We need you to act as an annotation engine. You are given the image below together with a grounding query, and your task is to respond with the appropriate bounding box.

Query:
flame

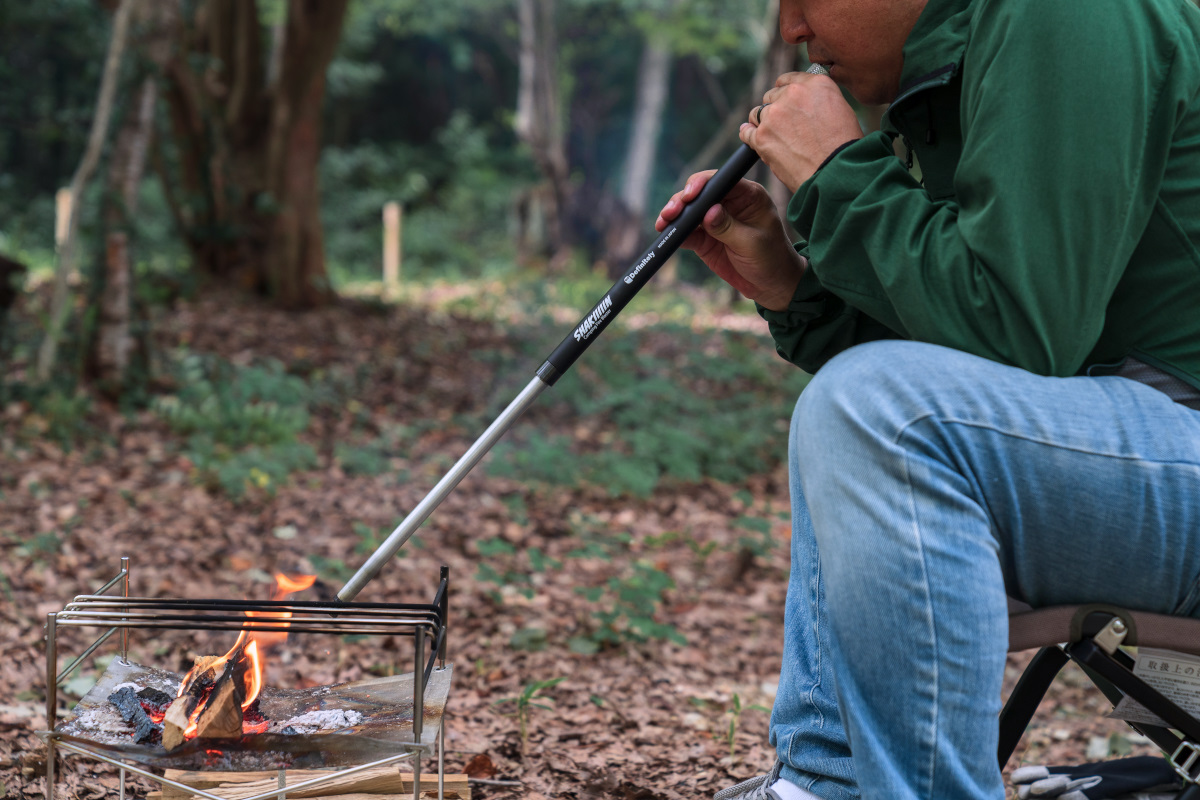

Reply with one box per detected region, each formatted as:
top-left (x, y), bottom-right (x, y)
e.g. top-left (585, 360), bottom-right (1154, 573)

top-left (175, 572), bottom-right (314, 738)
top-left (273, 573), bottom-right (316, 595)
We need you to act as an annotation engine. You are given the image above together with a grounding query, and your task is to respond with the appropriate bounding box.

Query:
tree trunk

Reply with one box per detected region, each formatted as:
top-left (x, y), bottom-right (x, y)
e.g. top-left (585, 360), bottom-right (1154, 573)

top-left (604, 34), bottom-right (674, 277)
top-left (36, 0), bottom-right (139, 382)
top-left (514, 0), bottom-right (571, 268)
top-left (94, 76), bottom-right (157, 391)
top-left (159, 0), bottom-right (348, 308)
top-left (261, 0), bottom-right (346, 306)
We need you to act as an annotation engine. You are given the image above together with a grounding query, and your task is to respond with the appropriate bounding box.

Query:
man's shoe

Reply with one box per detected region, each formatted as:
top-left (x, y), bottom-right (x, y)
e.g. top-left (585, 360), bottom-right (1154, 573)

top-left (714, 760), bottom-right (785, 800)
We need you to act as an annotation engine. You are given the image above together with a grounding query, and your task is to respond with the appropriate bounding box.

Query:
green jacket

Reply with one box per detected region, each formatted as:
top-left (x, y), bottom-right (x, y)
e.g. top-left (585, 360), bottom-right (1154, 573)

top-left (760, 0), bottom-right (1200, 388)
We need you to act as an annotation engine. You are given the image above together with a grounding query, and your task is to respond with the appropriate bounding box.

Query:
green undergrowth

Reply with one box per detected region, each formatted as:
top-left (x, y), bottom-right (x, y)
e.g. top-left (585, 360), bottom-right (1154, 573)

top-left (487, 324), bottom-right (810, 497)
top-left (480, 508), bottom-right (780, 651)
top-left (153, 354), bottom-right (319, 500)
top-left (5, 284), bottom-right (808, 509)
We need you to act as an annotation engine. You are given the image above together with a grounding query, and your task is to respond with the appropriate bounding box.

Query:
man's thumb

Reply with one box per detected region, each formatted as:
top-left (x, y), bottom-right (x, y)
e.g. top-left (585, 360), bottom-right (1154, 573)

top-left (704, 204), bottom-right (733, 237)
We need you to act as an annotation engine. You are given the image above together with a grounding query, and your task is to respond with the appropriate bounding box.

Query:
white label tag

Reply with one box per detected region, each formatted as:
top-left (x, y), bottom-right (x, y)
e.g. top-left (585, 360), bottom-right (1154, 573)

top-left (1109, 647), bottom-right (1200, 727)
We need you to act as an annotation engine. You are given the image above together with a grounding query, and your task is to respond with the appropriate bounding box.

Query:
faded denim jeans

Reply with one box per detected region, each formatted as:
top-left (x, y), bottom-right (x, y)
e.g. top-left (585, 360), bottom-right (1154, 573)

top-left (770, 340), bottom-right (1200, 800)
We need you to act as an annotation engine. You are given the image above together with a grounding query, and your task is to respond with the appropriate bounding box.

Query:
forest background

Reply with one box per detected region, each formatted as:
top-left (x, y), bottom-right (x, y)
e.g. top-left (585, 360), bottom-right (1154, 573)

top-left (0, 1), bottom-right (1175, 799)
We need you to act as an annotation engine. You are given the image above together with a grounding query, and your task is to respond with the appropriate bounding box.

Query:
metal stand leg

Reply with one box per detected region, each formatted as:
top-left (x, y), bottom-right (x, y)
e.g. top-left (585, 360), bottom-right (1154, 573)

top-left (120, 556), bottom-right (130, 660)
top-left (438, 715), bottom-right (445, 800)
top-left (413, 627), bottom-right (424, 800)
top-left (45, 613), bottom-right (58, 800)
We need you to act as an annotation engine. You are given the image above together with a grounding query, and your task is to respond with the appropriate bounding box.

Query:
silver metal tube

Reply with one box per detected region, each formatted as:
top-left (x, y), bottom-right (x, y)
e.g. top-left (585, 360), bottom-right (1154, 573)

top-left (413, 626), bottom-right (425, 800)
top-left (339, 375), bottom-right (550, 600)
top-left (52, 742), bottom-right (229, 800)
top-left (438, 716), bottom-right (446, 800)
top-left (56, 627), bottom-right (119, 684)
top-left (45, 614), bottom-right (57, 800)
top-left (120, 556), bottom-right (129, 659)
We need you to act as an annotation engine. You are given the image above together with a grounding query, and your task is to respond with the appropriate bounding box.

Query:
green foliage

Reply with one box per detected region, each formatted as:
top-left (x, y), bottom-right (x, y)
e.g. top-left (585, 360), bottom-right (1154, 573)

top-left (155, 355), bottom-right (311, 448)
top-left (335, 438), bottom-right (397, 477)
top-left (733, 514), bottom-right (775, 559)
top-left (725, 693), bottom-right (770, 759)
top-left (490, 326), bottom-right (810, 496)
top-left (321, 112), bottom-right (532, 284)
top-left (572, 561), bottom-right (684, 650)
top-left (186, 439), bottom-right (317, 501)
top-left (474, 537), bottom-right (561, 603)
top-left (308, 554), bottom-right (355, 584)
top-left (153, 354), bottom-right (316, 500)
top-left (493, 676), bottom-right (565, 750)
top-left (488, 434), bottom-right (580, 486)
top-left (351, 520), bottom-right (405, 555)
top-left (0, 1), bottom-right (108, 232)
top-left (10, 386), bottom-right (95, 448)
top-left (565, 511), bottom-right (631, 561)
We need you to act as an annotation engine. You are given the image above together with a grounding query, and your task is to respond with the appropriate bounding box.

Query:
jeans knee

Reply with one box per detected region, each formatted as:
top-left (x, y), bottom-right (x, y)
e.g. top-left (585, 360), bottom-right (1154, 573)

top-left (792, 342), bottom-right (902, 456)
top-left (789, 340), bottom-right (972, 476)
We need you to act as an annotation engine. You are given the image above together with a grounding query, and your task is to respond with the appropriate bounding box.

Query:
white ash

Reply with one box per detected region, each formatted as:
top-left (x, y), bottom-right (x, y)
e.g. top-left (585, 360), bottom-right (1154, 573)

top-left (69, 707), bottom-right (134, 738)
top-left (279, 709), bottom-right (362, 732)
top-left (111, 682), bottom-right (142, 693)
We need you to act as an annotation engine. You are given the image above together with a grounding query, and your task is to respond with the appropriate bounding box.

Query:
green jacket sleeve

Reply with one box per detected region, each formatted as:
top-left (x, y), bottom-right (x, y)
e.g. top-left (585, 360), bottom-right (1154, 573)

top-left (786, 0), bottom-right (1180, 377)
top-left (756, 262), bottom-right (901, 374)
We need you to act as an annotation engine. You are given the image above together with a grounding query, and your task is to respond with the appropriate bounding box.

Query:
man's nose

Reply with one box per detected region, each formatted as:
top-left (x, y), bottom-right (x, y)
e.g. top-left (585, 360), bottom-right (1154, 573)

top-left (778, 0), bottom-right (814, 45)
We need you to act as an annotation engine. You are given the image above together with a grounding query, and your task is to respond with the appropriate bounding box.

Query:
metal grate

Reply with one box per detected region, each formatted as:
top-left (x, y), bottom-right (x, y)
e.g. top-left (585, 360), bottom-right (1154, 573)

top-left (42, 558), bottom-right (452, 800)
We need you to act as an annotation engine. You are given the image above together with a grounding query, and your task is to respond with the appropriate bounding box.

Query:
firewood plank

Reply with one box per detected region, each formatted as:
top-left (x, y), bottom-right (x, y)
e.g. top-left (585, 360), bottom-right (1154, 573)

top-left (193, 669), bottom-right (243, 740)
top-left (161, 695), bottom-right (192, 751)
top-left (159, 768), bottom-right (469, 800)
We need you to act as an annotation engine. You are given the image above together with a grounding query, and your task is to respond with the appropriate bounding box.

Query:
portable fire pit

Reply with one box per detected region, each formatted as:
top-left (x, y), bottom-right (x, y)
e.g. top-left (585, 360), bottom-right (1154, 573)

top-left (41, 558), bottom-right (453, 800)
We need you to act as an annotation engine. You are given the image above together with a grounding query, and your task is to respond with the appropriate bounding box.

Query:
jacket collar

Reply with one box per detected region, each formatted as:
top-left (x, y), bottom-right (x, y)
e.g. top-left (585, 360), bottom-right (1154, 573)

top-left (895, 0), bottom-right (974, 97)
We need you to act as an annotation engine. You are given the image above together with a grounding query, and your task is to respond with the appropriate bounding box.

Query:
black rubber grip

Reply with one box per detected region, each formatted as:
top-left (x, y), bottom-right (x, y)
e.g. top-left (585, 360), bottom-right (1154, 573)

top-left (537, 143), bottom-right (761, 385)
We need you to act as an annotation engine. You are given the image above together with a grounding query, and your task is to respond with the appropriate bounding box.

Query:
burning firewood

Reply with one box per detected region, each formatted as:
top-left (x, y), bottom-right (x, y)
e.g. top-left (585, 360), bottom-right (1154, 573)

top-left (161, 695), bottom-right (191, 751)
top-left (193, 655), bottom-right (247, 739)
top-left (160, 573), bottom-right (317, 750)
top-left (163, 653), bottom-right (242, 750)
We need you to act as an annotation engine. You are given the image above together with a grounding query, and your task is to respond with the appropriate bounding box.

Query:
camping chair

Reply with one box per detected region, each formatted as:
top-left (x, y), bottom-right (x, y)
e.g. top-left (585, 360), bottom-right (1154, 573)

top-left (1000, 600), bottom-right (1200, 798)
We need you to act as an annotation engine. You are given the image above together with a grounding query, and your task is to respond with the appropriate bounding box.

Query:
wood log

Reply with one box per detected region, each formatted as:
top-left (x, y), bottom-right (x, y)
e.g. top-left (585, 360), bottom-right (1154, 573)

top-left (163, 655), bottom-right (231, 749)
top-left (161, 695), bottom-right (192, 751)
top-left (156, 768), bottom-right (470, 800)
top-left (192, 664), bottom-right (244, 739)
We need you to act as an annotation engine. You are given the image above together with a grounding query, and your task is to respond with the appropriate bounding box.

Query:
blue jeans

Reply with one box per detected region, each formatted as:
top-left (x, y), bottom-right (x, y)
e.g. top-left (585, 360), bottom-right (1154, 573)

top-left (771, 341), bottom-right (1200, 800)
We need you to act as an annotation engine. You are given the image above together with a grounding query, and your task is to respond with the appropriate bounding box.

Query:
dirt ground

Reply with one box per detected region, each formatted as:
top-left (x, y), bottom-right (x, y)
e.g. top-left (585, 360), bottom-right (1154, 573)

top-left (0, 291), bottom-right (1159, 799)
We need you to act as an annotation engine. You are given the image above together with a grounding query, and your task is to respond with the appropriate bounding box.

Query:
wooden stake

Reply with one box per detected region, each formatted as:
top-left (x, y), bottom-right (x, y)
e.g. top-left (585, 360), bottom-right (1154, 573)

top-left (383, 201), bottom-right (401, 292)
top-left (54, 189), bottom-right (72, 249)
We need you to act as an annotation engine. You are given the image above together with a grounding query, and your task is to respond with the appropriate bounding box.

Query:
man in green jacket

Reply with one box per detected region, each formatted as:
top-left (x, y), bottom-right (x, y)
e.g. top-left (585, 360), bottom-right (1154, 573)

top-left (657, 0), bottom-right (1200, 797)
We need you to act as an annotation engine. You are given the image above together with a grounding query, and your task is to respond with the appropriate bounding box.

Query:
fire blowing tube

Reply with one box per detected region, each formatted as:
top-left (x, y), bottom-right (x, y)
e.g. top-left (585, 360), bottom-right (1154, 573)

top-left (337, 143), bottom-right (761, 601)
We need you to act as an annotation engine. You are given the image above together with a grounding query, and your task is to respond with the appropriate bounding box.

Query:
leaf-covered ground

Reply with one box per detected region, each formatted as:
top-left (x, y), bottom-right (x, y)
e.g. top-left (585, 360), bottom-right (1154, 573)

top-left (0, 288), bottom-right (1157, 799)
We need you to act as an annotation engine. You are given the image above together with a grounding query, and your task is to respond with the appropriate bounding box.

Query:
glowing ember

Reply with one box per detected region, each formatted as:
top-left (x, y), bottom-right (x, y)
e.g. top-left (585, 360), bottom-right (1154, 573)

top-left (174, 572), bottom-right (315, 740)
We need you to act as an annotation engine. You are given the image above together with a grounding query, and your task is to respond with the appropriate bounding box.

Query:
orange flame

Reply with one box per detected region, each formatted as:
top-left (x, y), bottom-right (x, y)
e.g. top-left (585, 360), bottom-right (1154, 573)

top-left (176, 572), bottom-right (315, 738)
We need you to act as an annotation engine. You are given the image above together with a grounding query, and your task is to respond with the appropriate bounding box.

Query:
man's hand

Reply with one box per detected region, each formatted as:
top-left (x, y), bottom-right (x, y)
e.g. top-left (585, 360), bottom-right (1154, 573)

top-left (742, 71), bottom-right (864, 192)
top-left (655, 173), bottom-right (806, 311)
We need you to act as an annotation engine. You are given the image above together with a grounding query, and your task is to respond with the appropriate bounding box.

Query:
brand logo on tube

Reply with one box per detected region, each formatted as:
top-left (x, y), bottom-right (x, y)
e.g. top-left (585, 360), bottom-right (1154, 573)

top-left (624, 252), bottom-right (655, 285)
top-left (573, 295), bottom-right (614, 341)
